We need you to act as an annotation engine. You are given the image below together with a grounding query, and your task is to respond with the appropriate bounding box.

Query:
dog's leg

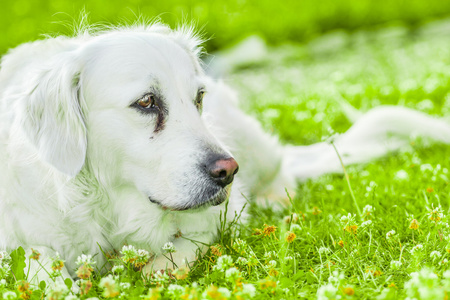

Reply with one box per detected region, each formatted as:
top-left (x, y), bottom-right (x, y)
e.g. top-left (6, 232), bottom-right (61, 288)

top-left (282, 106), bottom-right (450, 181)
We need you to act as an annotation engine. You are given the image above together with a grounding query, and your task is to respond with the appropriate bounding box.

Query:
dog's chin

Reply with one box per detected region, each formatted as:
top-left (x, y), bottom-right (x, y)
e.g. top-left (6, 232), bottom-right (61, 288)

top-left (148, 187), bottom-right (230, 212)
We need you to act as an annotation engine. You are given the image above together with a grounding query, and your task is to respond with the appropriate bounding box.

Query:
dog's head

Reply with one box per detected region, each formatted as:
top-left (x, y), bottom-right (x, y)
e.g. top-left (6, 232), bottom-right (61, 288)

top-left (19, 24), bottom-right (238, 210)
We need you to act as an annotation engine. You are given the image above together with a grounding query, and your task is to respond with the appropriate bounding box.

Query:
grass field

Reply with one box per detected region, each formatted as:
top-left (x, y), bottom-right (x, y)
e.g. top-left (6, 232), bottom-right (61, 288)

top-left (2, 6), bottom-right (450, 300)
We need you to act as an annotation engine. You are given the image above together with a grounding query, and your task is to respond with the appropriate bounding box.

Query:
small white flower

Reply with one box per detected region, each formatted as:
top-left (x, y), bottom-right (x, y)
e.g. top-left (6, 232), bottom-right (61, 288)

top-left (162, 242), bottom-right (176, 253)
top-left (317, 283), bottom-right (338, 300)
top-left (99, 275), bottom-right (116, 289)
top-left (64, 296), bottom-right (79, 300)
top-left (3, 291), bottom-right (17, 300)
top-left (430, 251), bottom-right (442, 260)
top-left (0, 279), bottom-right (6, 287)
top-left (47, 281), bottom-right (69, 300)
top-left (390, 260), bottom-right (402, 270)
top-left (167, 284), bottom-right (184, 297)
top-left (217, 287), bottom-right (231, 298)
top-left (111, 265), bottom-right (124, 274)
top-left (241, 283), bottom-right (256, 297)
top-left (225, 267), bottom-right (240, 281)
top-left (236, 257), bottom-right (248, 265)
top-left (361, 220), bottom-right (373, 228)
top-left (76, 254), bottom-right (96, 266)
top-left (268, 260), bottom-right (277, 268)
top-left (394, 170), bottom-right (409, 180)
top-left (386, 230), bottom-right (396, 240)
top-left (120, 282), bottom-right (131, 290)
top-left (362, 205), bottom-right (375, 215)
top-left (264, 251), bottom-right (276, 260)
top-left (410, 244), bottom-right (424, 255)
top-left (318, 247), bottom-right (331, 254)
top-left (213, 255), bottom-right (234, 271)
top-left (290, 224), bottom-right (302, 232)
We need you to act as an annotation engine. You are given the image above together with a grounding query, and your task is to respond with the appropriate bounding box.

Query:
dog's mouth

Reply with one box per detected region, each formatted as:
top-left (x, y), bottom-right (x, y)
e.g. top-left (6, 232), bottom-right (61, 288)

top-left (148, 187), bottom-right (230, 211)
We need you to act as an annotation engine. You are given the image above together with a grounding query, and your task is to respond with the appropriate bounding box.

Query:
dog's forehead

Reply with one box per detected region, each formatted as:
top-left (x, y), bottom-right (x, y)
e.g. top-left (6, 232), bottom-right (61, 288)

top-left (81, 32), bottom-right (201, 99)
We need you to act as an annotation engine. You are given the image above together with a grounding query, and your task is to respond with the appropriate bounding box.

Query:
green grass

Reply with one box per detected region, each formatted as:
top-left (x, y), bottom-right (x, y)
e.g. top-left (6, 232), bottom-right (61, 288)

top-left (3, 15), bottom-right (450, 300)
top-left (3, 0), bottom-right (450, 54)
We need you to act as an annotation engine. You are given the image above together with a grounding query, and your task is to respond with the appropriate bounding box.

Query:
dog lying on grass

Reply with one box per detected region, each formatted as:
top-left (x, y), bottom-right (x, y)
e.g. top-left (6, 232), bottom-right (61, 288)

top-left (1, 21), bottom-right (450, 285)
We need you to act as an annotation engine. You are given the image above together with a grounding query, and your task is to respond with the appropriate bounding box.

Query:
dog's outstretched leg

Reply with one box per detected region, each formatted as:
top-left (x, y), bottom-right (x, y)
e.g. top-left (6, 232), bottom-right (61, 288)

top-left (283, 106), bottom-right (450, 182)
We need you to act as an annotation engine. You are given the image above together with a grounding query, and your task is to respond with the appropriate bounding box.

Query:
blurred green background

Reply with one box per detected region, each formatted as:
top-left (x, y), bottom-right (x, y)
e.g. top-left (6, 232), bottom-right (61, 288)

top-left (2, 0), bottom-right (450, 54)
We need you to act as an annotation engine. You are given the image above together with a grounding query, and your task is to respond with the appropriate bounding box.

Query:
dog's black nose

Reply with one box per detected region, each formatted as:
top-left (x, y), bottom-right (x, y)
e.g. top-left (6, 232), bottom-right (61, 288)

top-left (207, 157), bottom-right (239, 187)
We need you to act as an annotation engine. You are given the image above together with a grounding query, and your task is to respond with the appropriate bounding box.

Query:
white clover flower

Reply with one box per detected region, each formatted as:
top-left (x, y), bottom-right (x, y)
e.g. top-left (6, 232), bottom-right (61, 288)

top-left (394, 170), bottom-right (409, 180)
top-left (152, 270), bottom-right (170, 285)
top-left (318, 247), bottom-right (331, 254)
top-left (340, 214), bottom-right (349, 223)
top-left (386, 230), bottom-right (396, 240)
top-left (428, 204), bottom-right (445, 222)
top-left (134, 249), bottom-right (150, 267)
top-left (410, 244), bottom-right (424, 255)
top-left (404, 268), bottom-right (443, 299)
top-left (99, 275), bottom-right (120, 298)
top-left (162, 242), bottom-right (176, 253)
top-left (430, 251), bottom-right (442, 260)
top-left (420, 164), bottom-right (433, 172)
top-left (328, 271), bottom-right (345, 286)
top-left (167, 284), bottom-right (184, 298)
top-left (99, 275), bottom-right (116, 288)
top-left (290, 224), bottom-right (302, 232)
top-left (120, 282), bottom-right (131, 290)
top-left (120, 245), bottom-right (138, 263)
top-left (0, 279), bottom-right (6, 287)
top-left (76, 254), bottom-right (96, 266)
top-left (217, 287), bottom-right (231, 298)
top-left (361, 220), bottom-right (373, 228)
top-left (214, 255), bottom-right (233, 271)
top-left (111, 265), bottom-right (124, 274)
top-left (225, 267), bottom-right (240, 281)
top-left (0, 251), bottom-right (10, 262)
top-left (241, 283), bottom-right (256, 298)
top-left (291, 213), bottom-right (299, 223)
top-left (362, 205), bottom-right (375, 215)
top-left (236, 257), bottom-right (248, 265)
top-left (47, 281), bottom-right (69, 300)
top-left (0, 263), bottom-right (10, 278)
top-left (2, 291), bottom-right (17, 300)
top-left (263, 251), bottom-right (276, 260)
top-left (268, 260), bottom-right (277, 268)
top-left (390, 260), bottom-right (402, 270)
top-left (317, 283), bottom-right (338, 300)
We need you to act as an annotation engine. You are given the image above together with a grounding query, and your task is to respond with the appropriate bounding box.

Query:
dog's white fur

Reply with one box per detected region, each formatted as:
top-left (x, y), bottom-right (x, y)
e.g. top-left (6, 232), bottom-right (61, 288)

top-left (2, 22), bottom-right (450, 284)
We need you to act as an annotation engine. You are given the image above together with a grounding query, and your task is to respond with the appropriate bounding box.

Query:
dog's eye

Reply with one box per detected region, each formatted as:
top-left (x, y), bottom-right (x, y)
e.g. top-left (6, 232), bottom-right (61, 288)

top-left (196, 90), bottom-right (206, 110)
top-left (136, 94), bottom-right (157, 109)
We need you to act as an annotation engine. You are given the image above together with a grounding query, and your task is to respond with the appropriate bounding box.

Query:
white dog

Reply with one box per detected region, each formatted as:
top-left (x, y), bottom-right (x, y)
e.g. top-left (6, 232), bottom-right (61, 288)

top-left (1, 22), bottom-right (450, 284)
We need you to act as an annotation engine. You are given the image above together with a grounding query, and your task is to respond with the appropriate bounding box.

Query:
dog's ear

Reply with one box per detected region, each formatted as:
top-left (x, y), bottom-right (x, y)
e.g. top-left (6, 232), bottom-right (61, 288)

top-left (20, 52), bottom-right (86, 177)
